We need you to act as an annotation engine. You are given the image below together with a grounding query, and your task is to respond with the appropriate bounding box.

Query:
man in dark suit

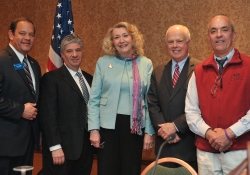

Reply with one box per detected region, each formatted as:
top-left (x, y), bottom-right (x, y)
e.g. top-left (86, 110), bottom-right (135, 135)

top-left (0, 17), bottom-right (41, 175)
top-left (147, 25), bottom-right (200, 171)
top-left (39, 34), bottom-right (93, 174)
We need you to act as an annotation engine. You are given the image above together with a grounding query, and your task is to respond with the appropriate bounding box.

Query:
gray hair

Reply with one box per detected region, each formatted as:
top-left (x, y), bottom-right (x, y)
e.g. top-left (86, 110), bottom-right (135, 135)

top-left (166, 25), bottom-right (191, 41)
top-left (60, 34), bottom-right (83, 52)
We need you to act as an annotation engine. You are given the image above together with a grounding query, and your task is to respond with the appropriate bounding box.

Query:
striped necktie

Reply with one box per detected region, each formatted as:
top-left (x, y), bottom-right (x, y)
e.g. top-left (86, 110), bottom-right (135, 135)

top-left (76, 72), bottom-right (89, 129)
top-left (23, 57), bottom-right (36, 97)
top-left (172, 63), bottom-right (180, 88)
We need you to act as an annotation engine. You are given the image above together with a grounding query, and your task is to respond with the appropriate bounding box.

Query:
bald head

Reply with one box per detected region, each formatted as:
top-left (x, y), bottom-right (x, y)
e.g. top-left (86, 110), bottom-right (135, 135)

top-left (166, 25), bottom-right (190, 41)
top-left (165, 25), bottom-right (191, 62)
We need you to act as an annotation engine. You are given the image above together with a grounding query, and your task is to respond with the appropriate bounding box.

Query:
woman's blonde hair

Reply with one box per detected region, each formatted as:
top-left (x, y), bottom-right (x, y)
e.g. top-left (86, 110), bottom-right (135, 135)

top-left (102, 22), bottom-right (144, 56)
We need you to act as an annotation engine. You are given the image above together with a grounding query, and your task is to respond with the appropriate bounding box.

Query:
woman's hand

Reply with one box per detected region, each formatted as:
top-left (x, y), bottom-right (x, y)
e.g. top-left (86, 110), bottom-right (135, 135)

top-left (143, 134), bottom-right (154, 151)
top-left (90, 130), bottom-right (101, 148)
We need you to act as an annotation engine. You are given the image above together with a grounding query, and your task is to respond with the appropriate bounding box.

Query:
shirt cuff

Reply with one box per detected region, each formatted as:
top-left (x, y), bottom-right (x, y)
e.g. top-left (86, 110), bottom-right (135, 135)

top-left (49, 144), bottom-right (62, 151)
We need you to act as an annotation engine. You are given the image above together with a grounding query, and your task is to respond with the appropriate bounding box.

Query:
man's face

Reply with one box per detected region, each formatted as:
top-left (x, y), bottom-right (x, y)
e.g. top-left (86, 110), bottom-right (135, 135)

top-left (8, 21), bottom-right (35, 55)
top-left (61, 43), bottom-right (82, 72)
top-left (166, 26), bottom-right (190, 62)
top-left (208, 15), bottom-right (236, 58)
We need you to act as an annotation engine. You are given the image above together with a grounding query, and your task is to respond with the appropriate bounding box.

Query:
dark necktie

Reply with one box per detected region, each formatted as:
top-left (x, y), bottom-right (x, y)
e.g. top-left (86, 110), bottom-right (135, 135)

top-left (76, 72), bottom-right (89, 129)
top-left (172, 63), bottom-right (180, 88)
top-left (216, 58), bottom-right (227, 75)
top-left (23, 57), bottom-right (36, 97)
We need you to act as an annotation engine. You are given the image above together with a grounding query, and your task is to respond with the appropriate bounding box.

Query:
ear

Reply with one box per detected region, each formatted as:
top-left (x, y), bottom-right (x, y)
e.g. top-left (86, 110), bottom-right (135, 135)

top-left (232, 31), bottom-right (236, 41)
top-left (187, 38), bottom-right (192, 47)
top-left (60, 52), bottom-right (65, 61)
top-left (8, 30), bottom-right (14, 41)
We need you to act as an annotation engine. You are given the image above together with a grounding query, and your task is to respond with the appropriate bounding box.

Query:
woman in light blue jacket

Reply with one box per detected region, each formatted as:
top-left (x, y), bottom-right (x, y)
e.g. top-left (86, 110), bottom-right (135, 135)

top-left (88, 22), bottom-right (154, 175)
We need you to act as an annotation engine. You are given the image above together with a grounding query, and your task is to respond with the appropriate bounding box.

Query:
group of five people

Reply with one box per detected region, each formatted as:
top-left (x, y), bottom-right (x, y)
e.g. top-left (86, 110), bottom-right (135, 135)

top-left (0, 14), bottom-right (249, 175)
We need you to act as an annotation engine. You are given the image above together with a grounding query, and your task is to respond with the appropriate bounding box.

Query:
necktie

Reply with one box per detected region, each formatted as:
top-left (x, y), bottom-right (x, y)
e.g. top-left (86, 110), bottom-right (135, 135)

top-left (172, 63), bottom-right (180, 88)
top-left (216, 58), bottom-right (227, 75)
top-left (76, 72), bottom-right (89, 129)
top-left (23, 57), bottom-right (36, 97)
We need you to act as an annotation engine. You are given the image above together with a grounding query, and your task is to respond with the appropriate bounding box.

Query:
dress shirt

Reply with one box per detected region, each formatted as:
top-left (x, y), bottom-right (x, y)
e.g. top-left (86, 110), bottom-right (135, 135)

top-left (9, 44), bottom-right (36, 91)
top-left (185, 48), bottom-right (250, 138)
top-left (49, 64), bottom-right (90, 151)
top-left (171, 55), bottom-right (188, 78)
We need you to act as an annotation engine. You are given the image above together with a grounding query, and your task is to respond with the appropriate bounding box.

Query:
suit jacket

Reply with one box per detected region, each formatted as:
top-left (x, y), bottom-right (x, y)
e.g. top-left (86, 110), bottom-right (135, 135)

top-left (39, 65), bottom-right (93, 160)
top-left (0, 45), bottom-right (41, 156)
top-left (147, 57), bottom-right (200, 161)
top-left (88, 55), bottom-right (154, 135)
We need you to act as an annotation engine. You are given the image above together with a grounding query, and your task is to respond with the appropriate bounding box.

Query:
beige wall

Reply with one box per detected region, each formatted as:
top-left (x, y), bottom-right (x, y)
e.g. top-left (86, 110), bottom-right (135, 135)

top-left (1, 0), bottom-right (250, 75)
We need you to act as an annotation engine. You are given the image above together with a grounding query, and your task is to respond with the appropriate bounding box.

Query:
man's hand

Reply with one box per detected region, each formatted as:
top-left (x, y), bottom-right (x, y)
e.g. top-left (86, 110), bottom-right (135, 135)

top-left (22, 103), bottom-right (37, 120)
top-left (158, 122), bottom-right (176, 140)
top-left (52, 148), bottom-right (65, 165)
top-left (167, 133), bottom-right (181, 144)
top-left (208, 128), bottom-right (233, 152)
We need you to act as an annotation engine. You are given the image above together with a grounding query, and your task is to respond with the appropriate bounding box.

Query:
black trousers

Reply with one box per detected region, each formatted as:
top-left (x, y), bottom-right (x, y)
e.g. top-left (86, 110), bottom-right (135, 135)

top-left (0, 135), bottom-right (34, 175)
top-left (97, 114), bottom-right (144, 175)
top-left (42, 130), bottom-right (94, 175)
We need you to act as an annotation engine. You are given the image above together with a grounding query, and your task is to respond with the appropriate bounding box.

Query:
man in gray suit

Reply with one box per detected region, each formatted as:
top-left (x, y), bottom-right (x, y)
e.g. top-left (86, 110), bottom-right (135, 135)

top-left (0, 17), bottom-right (41, 175)
top-left (147, 25), bottom-right (199, 171)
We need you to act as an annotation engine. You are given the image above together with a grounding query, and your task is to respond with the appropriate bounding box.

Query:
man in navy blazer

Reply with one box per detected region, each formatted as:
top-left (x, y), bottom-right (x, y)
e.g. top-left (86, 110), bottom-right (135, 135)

top-left (147, 25), bottom-right (200, 171)
top-left (0, 17), bottom-right (41, 175)
top-left (39, 34), bottom-right (93, 174)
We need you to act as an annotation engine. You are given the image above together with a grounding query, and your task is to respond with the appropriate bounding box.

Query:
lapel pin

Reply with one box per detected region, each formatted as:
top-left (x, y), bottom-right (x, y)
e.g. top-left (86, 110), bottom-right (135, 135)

top-left (109, 64), bottom-right (112, 68)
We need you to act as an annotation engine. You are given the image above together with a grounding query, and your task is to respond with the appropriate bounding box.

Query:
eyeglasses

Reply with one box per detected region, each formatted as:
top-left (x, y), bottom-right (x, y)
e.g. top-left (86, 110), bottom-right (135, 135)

top-left (99, 142), bottom-right (105, 149)
top-left (211, 76), bottom-right (221, 97)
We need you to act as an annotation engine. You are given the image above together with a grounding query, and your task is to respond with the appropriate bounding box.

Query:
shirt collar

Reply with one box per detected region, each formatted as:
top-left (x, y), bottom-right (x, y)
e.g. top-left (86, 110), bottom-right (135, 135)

top-left (9, 43), bottom-right (27, 62)
top-left (64, 63), bottom-right (81, 77)
top-left (171, 54), bottom-right (189, 70)
top-left (214, 48), bottom-right (235, 64)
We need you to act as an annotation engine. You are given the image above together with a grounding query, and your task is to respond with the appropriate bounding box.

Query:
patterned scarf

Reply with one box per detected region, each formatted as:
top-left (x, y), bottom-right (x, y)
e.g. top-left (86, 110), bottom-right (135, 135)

top-left (116, 54), bottom-right (143, 135)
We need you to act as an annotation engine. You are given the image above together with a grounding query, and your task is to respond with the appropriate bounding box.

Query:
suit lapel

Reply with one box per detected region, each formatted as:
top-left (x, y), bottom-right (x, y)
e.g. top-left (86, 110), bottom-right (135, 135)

top-left (169, 57), bottom-right (194, 101)
top-left (82, 71), bottom-right (92, 86)
top-left (60, 65), bottom-right (84, 101)
top-left (164, 61), bottom-right (173, 96)
top-left (6, 46), bottom-right (36, 99)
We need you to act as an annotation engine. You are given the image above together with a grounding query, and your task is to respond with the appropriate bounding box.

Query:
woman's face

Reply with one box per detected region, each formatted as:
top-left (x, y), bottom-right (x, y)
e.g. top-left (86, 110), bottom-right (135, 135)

top-left (112, 27), bottom-right (134, 57)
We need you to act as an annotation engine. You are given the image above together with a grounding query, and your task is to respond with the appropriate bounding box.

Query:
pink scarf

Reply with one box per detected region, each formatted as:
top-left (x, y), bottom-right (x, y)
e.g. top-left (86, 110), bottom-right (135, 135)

top-left (116, 54), bottom-right (143, 135)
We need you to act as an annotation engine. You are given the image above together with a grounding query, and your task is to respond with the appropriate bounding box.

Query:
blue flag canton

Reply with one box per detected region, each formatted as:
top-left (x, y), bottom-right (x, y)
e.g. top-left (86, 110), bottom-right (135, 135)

top-left (51, 0), bottom-right (74, 56)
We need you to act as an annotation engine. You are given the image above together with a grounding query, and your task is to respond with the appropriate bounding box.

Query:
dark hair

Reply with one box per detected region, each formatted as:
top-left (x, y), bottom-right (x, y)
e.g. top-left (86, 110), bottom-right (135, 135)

top-left (9, 17), bottom-right (36, 34)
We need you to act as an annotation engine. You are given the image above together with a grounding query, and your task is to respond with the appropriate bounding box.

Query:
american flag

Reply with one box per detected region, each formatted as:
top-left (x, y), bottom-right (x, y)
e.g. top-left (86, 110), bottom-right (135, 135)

top-left (46, 0), bottom-right (74, 71)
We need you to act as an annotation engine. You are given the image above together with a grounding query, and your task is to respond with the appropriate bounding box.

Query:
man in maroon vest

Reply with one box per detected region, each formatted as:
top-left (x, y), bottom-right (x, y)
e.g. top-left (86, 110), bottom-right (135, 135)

top-left (185, 14), bottom-right (250, 175)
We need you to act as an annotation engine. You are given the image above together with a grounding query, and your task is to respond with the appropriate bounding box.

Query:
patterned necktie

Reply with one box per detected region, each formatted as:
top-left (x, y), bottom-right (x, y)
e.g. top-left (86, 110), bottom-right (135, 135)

top-left (76, 72), bottom-right (89, 129)
top-left (216, 58), bottom-right (227, 75)
top-left (172, 63), bottom-right (180, 88)
top-left (23, 57), bottom-right (36, 97)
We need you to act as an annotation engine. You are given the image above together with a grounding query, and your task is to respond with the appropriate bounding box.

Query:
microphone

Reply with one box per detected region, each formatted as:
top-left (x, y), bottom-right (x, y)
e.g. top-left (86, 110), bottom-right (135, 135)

top-left (150, 133), bottom-right (176, 175)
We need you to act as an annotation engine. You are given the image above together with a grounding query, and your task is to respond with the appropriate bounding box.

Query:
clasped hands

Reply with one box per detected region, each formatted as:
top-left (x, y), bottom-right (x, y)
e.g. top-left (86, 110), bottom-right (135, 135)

top-left (206, 128), bottom-right (234, 152)
top-left (158, 123), bottom-right (181, 144)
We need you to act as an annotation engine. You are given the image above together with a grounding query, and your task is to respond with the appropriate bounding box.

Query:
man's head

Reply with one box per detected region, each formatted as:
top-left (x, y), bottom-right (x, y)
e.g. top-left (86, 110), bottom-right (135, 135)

top-left (208, 14), bottom-right (236, 58)
top-left (60, 34), bottom-right (83, 72)
top-left (8, 17), bottom-right (36, 55)
top-left (165, 25), bottom-right (191, 62)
